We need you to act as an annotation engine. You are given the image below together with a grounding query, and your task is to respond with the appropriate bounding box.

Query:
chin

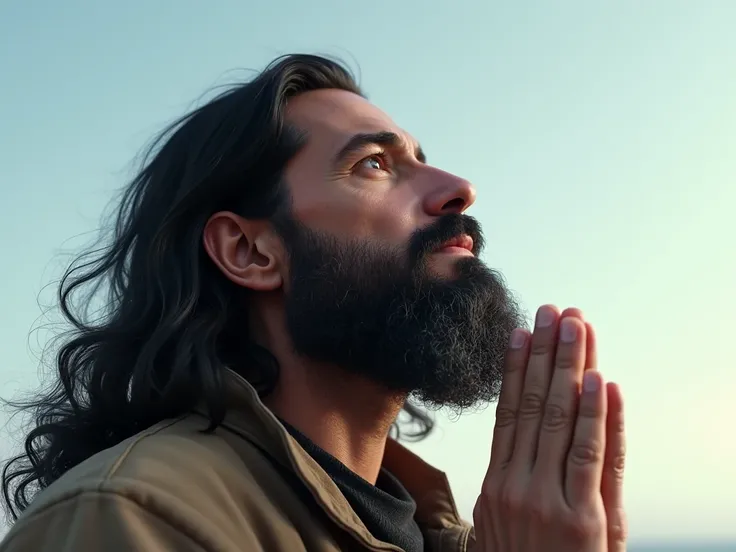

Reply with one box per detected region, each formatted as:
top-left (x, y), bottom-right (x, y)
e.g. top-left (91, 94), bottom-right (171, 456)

top-left (425, 257), bottom-right (465, 279)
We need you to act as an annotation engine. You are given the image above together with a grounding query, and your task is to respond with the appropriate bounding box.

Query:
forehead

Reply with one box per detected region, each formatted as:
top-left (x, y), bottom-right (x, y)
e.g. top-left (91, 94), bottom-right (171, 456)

top-left (285, 89), bottom-right (415, 152)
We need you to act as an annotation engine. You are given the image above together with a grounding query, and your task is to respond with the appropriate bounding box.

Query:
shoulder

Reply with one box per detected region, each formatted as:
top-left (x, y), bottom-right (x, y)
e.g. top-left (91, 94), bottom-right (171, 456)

top-left (3, 415), bottom-right (304, 551)
top-left (22, 415), bottom-right (246, 515)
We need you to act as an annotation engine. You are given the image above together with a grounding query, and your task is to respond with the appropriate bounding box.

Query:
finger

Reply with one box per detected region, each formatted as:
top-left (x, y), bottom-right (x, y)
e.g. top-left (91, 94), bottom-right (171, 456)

top-left (557, 307), bottom-right (588, 368)
top-left (487, 327), bottom-right (531, 472)
top-left (508, 305), bottom-right (560, 470)
top-left (560, 307), bottom-right (584, 322)
top-left (602, 382), bottom-right (627, 551)
top-left (584, 322), bottom-right (597, 372)
top-left (534, 317), bottom-right (587, 480)
top-left (564, 370), bottom-right (607, 507)
top-left (562, 310), bottom-right (592, 376)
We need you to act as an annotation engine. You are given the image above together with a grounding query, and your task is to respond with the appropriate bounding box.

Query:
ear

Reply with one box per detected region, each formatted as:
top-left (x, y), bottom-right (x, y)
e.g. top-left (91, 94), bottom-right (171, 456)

top-left (203, 211), bottom-right (283, 291)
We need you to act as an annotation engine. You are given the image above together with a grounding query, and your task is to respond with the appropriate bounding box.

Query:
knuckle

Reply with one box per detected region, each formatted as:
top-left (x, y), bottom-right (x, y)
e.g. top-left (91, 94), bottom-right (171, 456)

top-left (494, 406), bottom-right (517, 428)
top-left (553, 354), bottom-right (577, 371)
top-left (525, 490), bottom-right (563, 526)
top-left (480, 476), bottom-right (503, 503)
top-left (609, 452), bottom-right (626, 478)
top-left (528, 501), bottom-right (556, 526)
top-left (608, 509), bottom-right (629, 543)
top-left (530, 340), bottom-right (554, 357)
top-left (569, 440), bottom-right (603, 466)
top-left (496, 458), bottom-right (512, 471)
top-left (504, 355), bottom-right (524, 372)
top-left (562, 514), bottom-right (604, 543)
top-left (499, 486), bottom-right (526, 515)
top-left (519, 391), bottom-right (545, 419)
top-left (610, 415), bottom-right (626, 435)
top-left (577, 400), bottom-right (603, 420)
top-left (542, 402), bottom-right (572, 432)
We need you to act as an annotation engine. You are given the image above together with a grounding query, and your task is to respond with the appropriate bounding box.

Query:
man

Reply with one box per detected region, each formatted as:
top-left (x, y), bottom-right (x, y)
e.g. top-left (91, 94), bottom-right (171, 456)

top-left (0, 54), bottom-right (626, 551)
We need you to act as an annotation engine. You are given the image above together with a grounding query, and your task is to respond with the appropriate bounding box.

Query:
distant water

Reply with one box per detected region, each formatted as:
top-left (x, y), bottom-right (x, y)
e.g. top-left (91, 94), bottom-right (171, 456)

top-left (630, 544), bottom-right (736, 552)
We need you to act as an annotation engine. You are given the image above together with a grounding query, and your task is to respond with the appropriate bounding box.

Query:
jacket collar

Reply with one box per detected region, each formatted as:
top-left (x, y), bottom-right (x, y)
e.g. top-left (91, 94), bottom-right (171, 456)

top-left (215, 368), bottom-right (472, 551)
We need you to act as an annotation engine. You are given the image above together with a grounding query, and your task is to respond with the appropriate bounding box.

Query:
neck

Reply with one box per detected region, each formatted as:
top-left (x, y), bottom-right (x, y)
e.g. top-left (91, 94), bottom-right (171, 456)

top-left (250, 295), bottom-right (405, 484)
top-left (264, 361), bottom-right (404, 484)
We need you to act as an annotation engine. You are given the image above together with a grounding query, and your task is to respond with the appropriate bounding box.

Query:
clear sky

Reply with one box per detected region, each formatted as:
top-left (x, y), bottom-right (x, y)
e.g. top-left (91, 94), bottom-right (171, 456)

top-left (1, 0), bottom-right (734, 544)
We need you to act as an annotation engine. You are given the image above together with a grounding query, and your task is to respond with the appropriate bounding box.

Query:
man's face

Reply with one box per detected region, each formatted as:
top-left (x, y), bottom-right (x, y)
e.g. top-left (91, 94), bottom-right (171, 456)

top-left (275, 89), bottom-right (523, 410)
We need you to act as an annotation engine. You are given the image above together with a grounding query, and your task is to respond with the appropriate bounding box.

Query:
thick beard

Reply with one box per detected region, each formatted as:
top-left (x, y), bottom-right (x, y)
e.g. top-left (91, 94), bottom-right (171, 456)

top-left (275, 213), bottom-right (524, 411)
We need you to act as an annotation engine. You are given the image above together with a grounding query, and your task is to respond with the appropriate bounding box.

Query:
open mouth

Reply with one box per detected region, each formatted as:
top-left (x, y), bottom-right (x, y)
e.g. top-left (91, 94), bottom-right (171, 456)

top-left (433, 234), bottom-right (474, 256)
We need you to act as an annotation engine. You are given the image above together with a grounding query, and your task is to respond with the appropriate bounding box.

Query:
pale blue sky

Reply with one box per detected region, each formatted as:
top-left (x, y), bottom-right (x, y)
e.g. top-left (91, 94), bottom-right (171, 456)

top-left (1, 1), bottom-right (734, 544)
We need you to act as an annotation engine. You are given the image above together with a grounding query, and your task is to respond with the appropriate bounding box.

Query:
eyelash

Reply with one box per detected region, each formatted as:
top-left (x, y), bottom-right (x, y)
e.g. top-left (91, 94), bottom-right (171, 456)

top-left (355, 150), bottom-right (390, 172)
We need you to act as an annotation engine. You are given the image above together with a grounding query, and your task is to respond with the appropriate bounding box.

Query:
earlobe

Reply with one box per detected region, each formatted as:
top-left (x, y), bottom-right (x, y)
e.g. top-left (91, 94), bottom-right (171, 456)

top-left (203, 212), bottom-right (283, 291)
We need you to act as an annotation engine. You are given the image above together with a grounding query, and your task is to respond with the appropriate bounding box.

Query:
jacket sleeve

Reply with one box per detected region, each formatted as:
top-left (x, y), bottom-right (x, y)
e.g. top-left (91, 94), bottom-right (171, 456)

top-left (0, 489), bottom-right (263, 552)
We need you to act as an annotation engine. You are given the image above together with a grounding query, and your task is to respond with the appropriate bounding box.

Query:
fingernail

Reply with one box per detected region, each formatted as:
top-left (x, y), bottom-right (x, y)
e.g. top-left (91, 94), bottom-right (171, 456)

top-left (536, 306), bottom-right (555, 328)
top-left (509, 329), bottom-right (527, 349)
top-left (560, 318), bottom-right (577, 343)
top-left (583, 371), bottom-right (600, 393)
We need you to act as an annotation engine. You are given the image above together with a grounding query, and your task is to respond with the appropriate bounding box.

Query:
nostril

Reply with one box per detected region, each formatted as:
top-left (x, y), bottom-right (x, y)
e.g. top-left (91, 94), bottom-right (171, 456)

top-left (441, 197), bottom-right (466, 213)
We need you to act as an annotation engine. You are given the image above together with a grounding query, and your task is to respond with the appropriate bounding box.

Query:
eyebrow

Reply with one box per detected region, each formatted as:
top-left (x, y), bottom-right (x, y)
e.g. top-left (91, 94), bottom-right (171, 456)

top-left (332, 131), bottom-right (427, 166)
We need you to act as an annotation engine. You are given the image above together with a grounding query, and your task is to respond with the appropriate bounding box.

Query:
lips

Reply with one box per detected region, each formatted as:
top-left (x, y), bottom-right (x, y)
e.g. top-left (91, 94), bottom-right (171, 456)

top-left (434, 234), bottom-right (474, 254)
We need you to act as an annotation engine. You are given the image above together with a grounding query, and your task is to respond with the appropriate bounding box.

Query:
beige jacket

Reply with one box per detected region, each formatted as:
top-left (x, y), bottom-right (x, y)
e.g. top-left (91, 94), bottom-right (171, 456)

top-left (0, 370), bottom-right (474, 551)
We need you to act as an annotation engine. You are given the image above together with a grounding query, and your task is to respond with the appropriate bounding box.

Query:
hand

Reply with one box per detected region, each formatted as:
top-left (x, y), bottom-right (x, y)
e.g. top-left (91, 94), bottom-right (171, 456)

top-left (472, 306), bottom-right (627, 551)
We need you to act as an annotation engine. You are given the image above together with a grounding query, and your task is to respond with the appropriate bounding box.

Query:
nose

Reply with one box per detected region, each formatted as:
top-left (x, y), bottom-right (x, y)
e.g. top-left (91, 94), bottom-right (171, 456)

top-left (421, 169), bottom-right (477, 216)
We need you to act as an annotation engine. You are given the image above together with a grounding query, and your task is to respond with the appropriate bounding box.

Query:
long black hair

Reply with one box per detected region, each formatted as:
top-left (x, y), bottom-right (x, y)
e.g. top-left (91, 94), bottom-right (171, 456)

top-left (2, 53), bottom-right (433, 522)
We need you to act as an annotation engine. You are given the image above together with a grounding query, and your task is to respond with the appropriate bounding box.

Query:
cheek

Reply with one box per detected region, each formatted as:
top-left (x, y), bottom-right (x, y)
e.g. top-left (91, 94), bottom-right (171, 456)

top-left (292, 185), bottom-right (417, 243)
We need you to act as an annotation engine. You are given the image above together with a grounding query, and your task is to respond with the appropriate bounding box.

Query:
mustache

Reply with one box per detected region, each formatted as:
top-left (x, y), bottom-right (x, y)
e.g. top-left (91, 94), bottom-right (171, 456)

top-left (409, 214), bottom-right (485, 261)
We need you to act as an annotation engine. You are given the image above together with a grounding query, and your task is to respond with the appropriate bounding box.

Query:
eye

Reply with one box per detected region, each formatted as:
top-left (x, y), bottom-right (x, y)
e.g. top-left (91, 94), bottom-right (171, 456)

top-left (356, 153), bottom-right (389, 173)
